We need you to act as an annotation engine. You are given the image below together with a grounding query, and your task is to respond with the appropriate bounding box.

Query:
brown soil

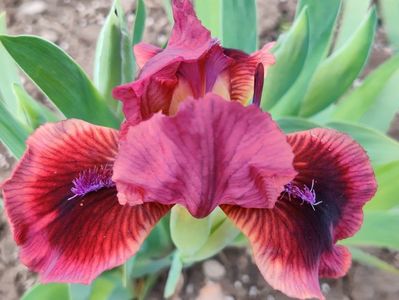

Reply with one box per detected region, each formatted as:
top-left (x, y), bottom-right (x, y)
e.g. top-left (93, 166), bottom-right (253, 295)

top-left (0, 1), bottom-right (398, 300)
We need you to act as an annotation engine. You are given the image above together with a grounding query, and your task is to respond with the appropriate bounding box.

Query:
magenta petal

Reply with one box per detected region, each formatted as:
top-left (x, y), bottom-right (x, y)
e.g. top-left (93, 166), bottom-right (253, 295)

top-left (2, 120), bottom-right (170, 283)
top-left (113, 93), bottom-right (296, 218)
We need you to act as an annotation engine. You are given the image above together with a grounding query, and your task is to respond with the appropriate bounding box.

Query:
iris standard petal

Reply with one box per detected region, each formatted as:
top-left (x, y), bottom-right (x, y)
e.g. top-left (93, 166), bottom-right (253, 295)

top-left (113, 94), bottom-right (296, 218)
top-left (2, 120), bottom-right (170, 283)
top-left (222, 128), bottom-right (376, 300)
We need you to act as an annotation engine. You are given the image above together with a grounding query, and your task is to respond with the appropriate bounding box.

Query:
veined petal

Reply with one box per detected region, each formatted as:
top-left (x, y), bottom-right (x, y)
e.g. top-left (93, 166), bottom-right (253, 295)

top-left (222, 129), bottom-right (376, 300)
top-left (2, 120), bottom-right (170, 283)
top-left (113, 93), bottom-right (296, 218)
top-left (227, 43), bottom-right (275, 104)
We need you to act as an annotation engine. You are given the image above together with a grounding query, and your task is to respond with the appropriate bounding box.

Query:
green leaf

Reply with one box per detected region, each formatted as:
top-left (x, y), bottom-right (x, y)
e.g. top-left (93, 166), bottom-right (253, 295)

top-left (331, 54), bottom-right (399, 124)
top-left (164, 252), bottom-right (183, 298)
top-left (276, 117), bottom-right (319, 134)
top-left (185, 215), bottom-right (240, 263)
top-left (69, 284), bottom-right (92, 300)
top-left (195, 0), bottom-right (222, 40)
top-left (13, 83), bottom-right (59, 129)
top-left (365, 161), bottom-right (399, 211)
top-left (132, 0), bottom-right (146, 46)
top-left (271, 0), bottom-right (341, 116)
top-left (0, 35), bottom-right (120, 128)
top-left (334, 0), bottom-right (372, 49)
top-left (221, 0), bottom-right (257, 53)
top-left (261, 8), bottom-right (310, 110)
top-left (0, 13), bottom-right (25, 123)
top-left (94, 0), bottom-right (134, 111)
top-left (359, 69), bottom-right (399, 132)
top-left (380, 0), bottom-right (399, 52)
top-left (170, 205), bottom-right (211, 256)
top-left (349, 246), bottom-right (399, 275)
top-left (0, 98), bottom-right (30, 158)
top-left (327, 121), bottom-right (399, 166)
top-left (21, 284), bottom-right (70, 300)
top-left (343, 211), bottom-right (399, 250)
top-left (299, 7), bottom-right (377, 117)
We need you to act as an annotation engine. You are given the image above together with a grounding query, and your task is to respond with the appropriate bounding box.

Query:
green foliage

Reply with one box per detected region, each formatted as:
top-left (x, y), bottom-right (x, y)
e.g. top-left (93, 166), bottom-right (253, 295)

top-left (221, 0), bottom-right (257, 53)
top-left (21, 284), bottom-right (70, 300)
top-left (343, 211), bottom-right (399, 250)
top-left (0, 13), bottom-right (25, 124)
top-left (0, 35), bottom-right (120, 128)
top-left (170, 205), bottom-right (211, 256)
top-left (195, 0), bottom-right (222, 40)
top-left (94, 0), bottom-right (135, 111)
top-left (132, 0), bottom-right (146, 46)
top-left (300, 8), bottom-right (376, 117)
top-left (0, 98), bottom-right (30, 158)
top-left (271, 0), bottom-right (341, 115)
top-left (262, 8), bottom-right (310, 110)
top-left (380, 0), bottom-right (399, 52)
top-left (163, 252), bottom-right (183, 298)
top-left (349, 247), bottom-right (399, 275)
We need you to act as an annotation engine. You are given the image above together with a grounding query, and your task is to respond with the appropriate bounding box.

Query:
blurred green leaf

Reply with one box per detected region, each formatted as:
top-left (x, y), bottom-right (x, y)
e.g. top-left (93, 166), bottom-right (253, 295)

top-left (380, 0), bottom-right (399, 52)
top-left (130, 254), bottom-right (174, 279)
top-left (365, 161), bottom-right (399, 211)
top-left (132, 0), bottom-right (146, 46)
top-left (300, 7), bottom-right (376, 117)
top-left (21, 284), bottom-right (70, 300)
top-left (170, 205), bottom-right (211, 256)
top-left (13, 83), bottom-right (59, 129)
top-left (334, 0), bottom-right (372, 49)
top-left (271, 0), bottom-right (341, 116)
top-left (0, 97), bottom-right (30, 158)
top-left (277, 117), bottom-right (319, 134)
top-left (69, 284), bottom-right (92, 300)
top-left (327, 121), bottom-right (399, 166)
top-left (221, 0), bottom-right (257, 53)
top-left (195, 0), bottom-right (222, 40)
top-left (332, 54), bottom-right (399, 125)
top-left (94, 0), bottom-right (134, 111)
top-left (343, 211), bottom-right (399, 250)
top-left (262, 8), bottom-right (309, 110)
top-left (359, 69), bottom-right (399, 132)
top-left (185, 216), bottom-right (240, 263)
top-left (349, 246), bottom-right (399, 275)
top-left (162, 0), bottom-right (173, 25)
top-left (0, 13), bottom-right (25, 123)
top-left (164, 251), bottom-right (183, 298)
top-left (88, 271), bottom-right (131, 300)
top-left (0, 35), bottom-right (120, 128)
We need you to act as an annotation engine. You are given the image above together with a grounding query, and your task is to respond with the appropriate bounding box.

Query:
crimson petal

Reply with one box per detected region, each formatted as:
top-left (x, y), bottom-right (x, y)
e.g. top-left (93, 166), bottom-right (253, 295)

top-left (222, 128), bottom-right (376, 299)
top-left (113, 93), bottom-right (296, 218)
top-left (2, 120), bottom-right (170, 283)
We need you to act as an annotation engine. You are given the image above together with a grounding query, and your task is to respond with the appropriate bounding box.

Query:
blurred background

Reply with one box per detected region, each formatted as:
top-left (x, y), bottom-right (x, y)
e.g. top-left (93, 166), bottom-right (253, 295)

top-left (0, 0), bottom-right (398, 299)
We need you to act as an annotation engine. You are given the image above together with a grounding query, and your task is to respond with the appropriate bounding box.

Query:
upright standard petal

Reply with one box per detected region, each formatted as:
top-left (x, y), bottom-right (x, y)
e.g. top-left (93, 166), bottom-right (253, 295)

top-left (113, 94), bottom-right (296, 218)
top-left (226, 43), bottom-right (275, 104)
top-left (2, 120), bottom-right (170, 283)
top-left (222, 129), bottom-right (376, 300)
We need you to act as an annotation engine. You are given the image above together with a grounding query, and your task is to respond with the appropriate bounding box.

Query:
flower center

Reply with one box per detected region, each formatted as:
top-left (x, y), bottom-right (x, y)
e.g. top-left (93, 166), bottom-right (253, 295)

top-left (283, 180), bottom-right (322, 210)
top-left (68, 164), bottom-right (115, 200)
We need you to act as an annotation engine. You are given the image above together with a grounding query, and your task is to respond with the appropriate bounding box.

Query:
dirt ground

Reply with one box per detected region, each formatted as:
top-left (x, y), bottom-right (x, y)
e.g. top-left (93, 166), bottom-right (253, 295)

top-left (0, 0), bottom-right (398, 299)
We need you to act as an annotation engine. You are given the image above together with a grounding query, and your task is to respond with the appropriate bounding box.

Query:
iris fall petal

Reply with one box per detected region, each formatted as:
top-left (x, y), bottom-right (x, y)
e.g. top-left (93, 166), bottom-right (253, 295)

top-left (2, 120), bottom-right (170, 283)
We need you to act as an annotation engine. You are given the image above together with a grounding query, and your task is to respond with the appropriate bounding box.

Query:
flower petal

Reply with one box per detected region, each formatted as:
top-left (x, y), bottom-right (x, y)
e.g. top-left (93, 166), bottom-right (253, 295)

top-left (113, 93), bottom-right (296, 218)
top-left (227, 43), bottom-right (275, 104)
top-left (2, 120), bottom-right (170, 283)
top-left (113, 0), bottom-right (220, 123)
top-left (221, 128), bottom-right (376, 300)
top-left (134, 42), bottom-right (162, 69)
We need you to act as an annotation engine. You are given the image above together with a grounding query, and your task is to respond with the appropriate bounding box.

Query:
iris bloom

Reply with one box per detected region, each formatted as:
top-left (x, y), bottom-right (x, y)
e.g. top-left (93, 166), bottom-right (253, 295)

top-left (2, 1), bottom-right (376, 299)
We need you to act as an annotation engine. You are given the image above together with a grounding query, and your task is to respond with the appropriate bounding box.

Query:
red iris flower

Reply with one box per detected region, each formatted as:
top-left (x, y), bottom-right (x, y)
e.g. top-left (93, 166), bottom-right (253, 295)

top-left (1, 1), bottom-right (377, 299)
top-left (112, 0), bottom-right (275, 126)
